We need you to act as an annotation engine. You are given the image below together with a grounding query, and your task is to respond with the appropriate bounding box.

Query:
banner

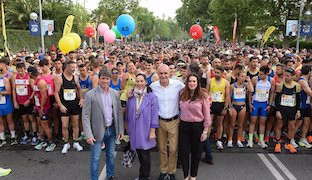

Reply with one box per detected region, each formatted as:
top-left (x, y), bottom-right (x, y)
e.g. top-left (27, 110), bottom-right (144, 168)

top-left (1, 0), bottom-right (9, 56)
top-left (261, 26), bottom-right (276, 47)
top-left (300, 21), bottom-right (312, 36)
top-left (62, 15), bottom-right (74, 37)
top-left (29, 20), bottom-right (41, 36)
top-left (42, 20), bottom-right (54, 36)
top-left (232, 17), bottom-right (237, 49)
top-left (286, 20), bottom-right (298, 37)
top-left (213, 26), bottom-right (221, 46)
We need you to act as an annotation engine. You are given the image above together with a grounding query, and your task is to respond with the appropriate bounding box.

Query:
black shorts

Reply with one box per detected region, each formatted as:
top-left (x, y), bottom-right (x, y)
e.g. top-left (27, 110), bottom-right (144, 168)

top-left (35, 110), bottom-right (49, 121)
top-left (18, 104), bottom-right (34, 116)
top-left (211, 102), bottom-right (225, 115)
top-left (60, 103), bottom-right (81, 116)
top-left (121, 100), bottom-right (127, 108)
top-left (232, 104), bottom-right (245, 114)
top-left (49, 96), bottom-right (56, 106)
top-left (279, 107), bottom-right (296, 121)
top-left (300, 108), bottom-right (311, 118)
top-left (268, 106), bottom-right (276, 117)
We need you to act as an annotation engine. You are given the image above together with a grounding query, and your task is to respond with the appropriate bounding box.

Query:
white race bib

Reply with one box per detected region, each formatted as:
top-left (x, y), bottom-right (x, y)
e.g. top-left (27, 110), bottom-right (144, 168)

top-left (16, 85), bottom-right (28, 96)
top-left (255, 89), bottom-right (269, 102)
top-left (281, 94), bottom-right (295, 107)
top-left (211, 92), bottom-right (223, 102)
top-left (47, 84), bottom-right (53, 95)
top-left (306, 96), bottom-right (310, 105)
top-left (234, 88), bottom-right (245, 99)
top-left (64, 89), bottom-right (76, 101)
top-left (0, 95), bottom-right (6, 104)
top-left (0, 79), bottom-right (4, 87)
top-left (34, 95), bottom-right (40, 106)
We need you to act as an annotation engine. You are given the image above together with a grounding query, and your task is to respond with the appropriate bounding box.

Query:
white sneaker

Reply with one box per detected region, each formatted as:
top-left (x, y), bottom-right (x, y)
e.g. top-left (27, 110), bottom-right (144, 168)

top-left (246, 140), bottom-right (253, 148)
top-left (290, 139), bottom-right (298, 148)
top-left (227, 140), bottom-right (233, 148)
top-left (216, 140), bottom-right (223, 150)
top-left (258, 140), bottom-right (268, 149)
top-left (73, 142), bottom-right (83, 152)
top-left (115, 139), bottom-right (121, 145)
top-left (237, 140), bottom-right (244, 148)
top-left (61, 143), bottom-right (71, 154)
top-left (299, 138), bottom-right (312, 148)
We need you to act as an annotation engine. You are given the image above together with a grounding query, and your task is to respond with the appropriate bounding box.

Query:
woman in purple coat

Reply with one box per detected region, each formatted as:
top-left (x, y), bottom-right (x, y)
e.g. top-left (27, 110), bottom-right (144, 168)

top-left (126, 73), bottom-right (159, 180)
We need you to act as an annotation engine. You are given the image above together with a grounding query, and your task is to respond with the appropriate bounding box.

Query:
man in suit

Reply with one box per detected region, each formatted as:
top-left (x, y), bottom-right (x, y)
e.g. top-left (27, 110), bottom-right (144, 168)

top-left (82, 68), bottom-right (123, 180)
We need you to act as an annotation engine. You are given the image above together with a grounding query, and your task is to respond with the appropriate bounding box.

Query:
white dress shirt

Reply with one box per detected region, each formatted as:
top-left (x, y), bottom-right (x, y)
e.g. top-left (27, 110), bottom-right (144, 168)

top-left (150, 79), bottom-right (185, 119)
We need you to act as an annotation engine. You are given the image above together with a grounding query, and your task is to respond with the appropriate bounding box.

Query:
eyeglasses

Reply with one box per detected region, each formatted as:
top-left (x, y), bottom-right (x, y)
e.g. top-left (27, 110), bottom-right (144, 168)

top-left (112, 72), bottom-right (118, 74)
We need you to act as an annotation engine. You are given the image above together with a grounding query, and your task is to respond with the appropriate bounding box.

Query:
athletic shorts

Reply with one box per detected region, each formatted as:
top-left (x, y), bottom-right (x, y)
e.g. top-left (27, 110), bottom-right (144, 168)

top-left (121, 100), bottom-right (127, 108)
top-left (60, 103), bottom-right (81, 116)
top-left (268, 106), bottom-right (276, 117)
top-left (279, 107), bottom-right (296, 121)
top-left (251, 101), bottom-right (268, 117)
top-left (49, 96), bottom-right (56, 106)
top-left (232, 104), bottom-right (245, 114)
top-left (0, 104), bottom-right (13, 117)
top-left (35, 109), bottom-right (49, 121)
top-left (300, 108), bottom-right (311, 118)
top-left (18, 104), bottom-right (34, 116)
top-left (210, 102), bottom-right (225, 115)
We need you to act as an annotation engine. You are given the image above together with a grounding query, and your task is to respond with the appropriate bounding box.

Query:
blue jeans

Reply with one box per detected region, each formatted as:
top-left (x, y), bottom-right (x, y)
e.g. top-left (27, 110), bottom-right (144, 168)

top-left (203, 139), bottom-right (213, 161)
top-left (90, 126), bottom-right (116, 180)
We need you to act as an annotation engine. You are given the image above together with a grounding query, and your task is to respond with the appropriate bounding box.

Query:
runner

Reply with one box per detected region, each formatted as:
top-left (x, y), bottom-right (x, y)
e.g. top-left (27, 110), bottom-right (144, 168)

top-left (145, 59), bottom-right (158, 86)
top-left (109, 68), bottom-right (122, 91)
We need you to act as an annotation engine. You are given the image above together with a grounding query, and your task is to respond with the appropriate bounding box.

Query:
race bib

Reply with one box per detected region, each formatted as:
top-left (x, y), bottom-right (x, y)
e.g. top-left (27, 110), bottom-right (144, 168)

top-left (47, 84), bottom-right (53, 95)
top-left (33, 85), bottom-right (39, 91)
top-left (16, 85), bottom-right (28, 96)
top-left (255, 89), bottom-right (269, 102)
top-left (306, 96), bottom-right (310, 105)
top-left (281, 94), bottom-right (295, 107)
top-left (234, 88), bottom-right (245, 99)
top-left (34, 95), bottom-right (40, 106)
top-left (211, 92), bottom-right (223, 102)
top-left (15, 79), bottom-right (29, 85)
top-left (64, 89), bottom-right (76, 101)
top-left (0, 95), bottom-right (6, 104)
top-left (0, 79), bottom-right (4, 87)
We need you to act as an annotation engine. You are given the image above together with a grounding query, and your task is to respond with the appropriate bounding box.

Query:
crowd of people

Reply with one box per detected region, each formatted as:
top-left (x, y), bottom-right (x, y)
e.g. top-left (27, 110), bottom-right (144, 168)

top-left (0, 41), bottom-right (311, 180)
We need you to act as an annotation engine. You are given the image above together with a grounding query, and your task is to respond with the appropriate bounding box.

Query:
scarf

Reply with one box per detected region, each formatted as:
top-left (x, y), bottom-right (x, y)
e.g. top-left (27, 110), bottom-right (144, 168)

top-left (133, 87), bottom-right (147, 118)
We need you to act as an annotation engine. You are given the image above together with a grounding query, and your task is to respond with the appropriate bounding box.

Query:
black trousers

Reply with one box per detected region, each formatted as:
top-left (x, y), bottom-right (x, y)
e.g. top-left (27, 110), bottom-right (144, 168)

top-left (136, 149), bottom-right (151, 180)
top-left (178, 121), bottom-right (204, 178)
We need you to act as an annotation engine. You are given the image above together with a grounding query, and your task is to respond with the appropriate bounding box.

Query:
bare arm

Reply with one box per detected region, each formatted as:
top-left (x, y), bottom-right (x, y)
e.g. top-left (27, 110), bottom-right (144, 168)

top-left (1, 78), bottom-right (11, 95)
top-left (12, 75), bottom-right (17, 103)
top-left (38, 80), bottom-right (48, 108)
top-left (269, 79), bottom-right (275, 106)
top-left (224, 81), bottom-right (230, 108)
top-left (54, 76), bottom-right (63, 107)
top-left (299, 80), bottom-right (312, 97)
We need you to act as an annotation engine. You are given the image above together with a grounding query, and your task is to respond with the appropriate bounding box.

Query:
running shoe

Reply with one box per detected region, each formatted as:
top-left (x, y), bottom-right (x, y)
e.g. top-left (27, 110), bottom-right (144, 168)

top-left (237, 140), bottom-right (244, 148)
top-left (20, 136), bottom-right (30, 145)
top-left (73, 142), bottom-right (83, 151)
top-left (0, 167), bottom-right (11, 177)
top-left (10, 138), bottom-right (18, 146)
top-left (115, 139), bottom-right (121, 145)
top-left (264, 136), bottom-right (269, 143)
top-left (274, 143), bottom-right (281, 153)
top-left (284, 143), bottom-right (297, 153)
top-left (31, 137), bottom-right (38, 145)
top-left (122, 135), bottom-right (129, 143)
top-left (216, 140), bottom-right (223, 150)
top-left (307, 135), bottom-right (312, 143)
top-left (227, 140), bottom-right (233, 148)
top-left (0, 139), bottom-right (6, 148)
top-left (298, 138), bottom-right (312, 148)
top-left (290, 139), bottom-right (298, 148)
top-left (45, 143), bottom-right (56, 152)
top-left (35, 141), bottom-right (48, 150)
top-left (61, 143), bottom-right (71, 154)
top-left (258, 140), bottom-right (268, 149)
top-left (246, 140), bottom-right (253, 148)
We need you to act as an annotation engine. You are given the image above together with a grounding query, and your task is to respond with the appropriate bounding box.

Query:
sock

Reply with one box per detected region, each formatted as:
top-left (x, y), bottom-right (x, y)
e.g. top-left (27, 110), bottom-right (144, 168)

top-left (259, 134), bottom-right (264, 141)
top-left (10, 131), bottom-right (16, 138)
top-left (248, 133), bottom-right (253, 141)
top-left (265, 131), bottom-right (270, 137)
top-left (25, 131), bottom-right (30, 137)
top-left (0, 132), bottom-right (4, 140)
top-left (218, 138), bottom-right (222, 142)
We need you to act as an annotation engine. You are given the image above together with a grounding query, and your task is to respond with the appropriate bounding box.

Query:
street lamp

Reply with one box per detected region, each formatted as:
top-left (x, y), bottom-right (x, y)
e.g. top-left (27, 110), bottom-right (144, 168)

top-left (30, 12), bottom-right (38, 20)
top-left (296, 0), bottom-right (307, 53)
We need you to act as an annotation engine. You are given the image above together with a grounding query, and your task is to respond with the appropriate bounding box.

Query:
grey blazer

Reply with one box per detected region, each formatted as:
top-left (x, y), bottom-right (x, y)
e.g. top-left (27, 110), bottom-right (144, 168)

top-left (82, 86), bottom-right (124, 141)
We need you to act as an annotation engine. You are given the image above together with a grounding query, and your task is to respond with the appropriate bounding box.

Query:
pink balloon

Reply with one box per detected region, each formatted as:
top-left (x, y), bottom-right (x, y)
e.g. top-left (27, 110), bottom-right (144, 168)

top-left (98, 23), bottom-right (109, 36)
top-left (104, 30), bottom-right (116, 43)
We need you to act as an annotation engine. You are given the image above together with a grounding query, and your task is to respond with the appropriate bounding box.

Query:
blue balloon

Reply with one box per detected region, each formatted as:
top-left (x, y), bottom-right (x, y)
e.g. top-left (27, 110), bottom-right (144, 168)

top-left (116, 14), bottom-right (136, 37)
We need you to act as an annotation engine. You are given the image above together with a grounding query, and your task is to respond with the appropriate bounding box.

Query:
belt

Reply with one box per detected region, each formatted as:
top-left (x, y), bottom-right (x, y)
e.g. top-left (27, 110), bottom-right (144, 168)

top-left (159, 115), bottom-right (179, 121)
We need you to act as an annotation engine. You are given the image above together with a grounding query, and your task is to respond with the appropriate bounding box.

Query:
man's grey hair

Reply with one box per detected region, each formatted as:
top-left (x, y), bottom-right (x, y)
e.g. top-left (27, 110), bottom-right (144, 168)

top-left (99, 68), bottom-right (112, 78)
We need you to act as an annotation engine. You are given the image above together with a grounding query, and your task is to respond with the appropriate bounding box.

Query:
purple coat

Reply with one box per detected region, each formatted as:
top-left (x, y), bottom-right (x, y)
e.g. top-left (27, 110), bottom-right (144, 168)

top-left (126, 90), bottom-right (159, 151)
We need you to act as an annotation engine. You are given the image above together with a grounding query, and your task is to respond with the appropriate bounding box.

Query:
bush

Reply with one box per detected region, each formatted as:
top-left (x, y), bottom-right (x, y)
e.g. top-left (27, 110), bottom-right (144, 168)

top-left (245, 40), bottom-right (312, 49)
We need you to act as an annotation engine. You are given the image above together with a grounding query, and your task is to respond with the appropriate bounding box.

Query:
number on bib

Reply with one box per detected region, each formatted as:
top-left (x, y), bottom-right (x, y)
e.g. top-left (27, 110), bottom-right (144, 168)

top-left (281, 94), bottom-right (295, 107)
top-left (211, 92), bottom-right (223, 102)
top-left (64, 89), bottom-right (76, 101)
top-left (255, 89), bottom-right (269, 102)
top-left (234, 88), bottom-right (245, 99)
top-left (16, 86), bottom-right (28, 96)
top-left (0, 95), bottom-right (6, 104)
top-left (34, 95), bottom-right (40, 106)
top-left (47, 84), bottom-right (53, 95)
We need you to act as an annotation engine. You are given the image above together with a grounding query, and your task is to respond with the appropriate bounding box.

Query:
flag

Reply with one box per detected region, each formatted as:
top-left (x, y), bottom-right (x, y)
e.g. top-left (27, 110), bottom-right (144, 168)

top-left (232, 17), bottom-right (237, 49)
top-left (300, 21), bottom-right (312, 37)
top-left (62, 15), bottom-right (74, 37)
top-left (261, 26), bottom-right (276, 47)
top-left (1, 0), bottom-right (9, 56)
top-left (213, 26), bottom-right (221, 46)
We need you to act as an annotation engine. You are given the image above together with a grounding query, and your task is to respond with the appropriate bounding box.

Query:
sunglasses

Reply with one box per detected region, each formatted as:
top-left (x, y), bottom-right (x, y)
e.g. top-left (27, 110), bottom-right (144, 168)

top-left (112, 72), bottom-right (118, 74)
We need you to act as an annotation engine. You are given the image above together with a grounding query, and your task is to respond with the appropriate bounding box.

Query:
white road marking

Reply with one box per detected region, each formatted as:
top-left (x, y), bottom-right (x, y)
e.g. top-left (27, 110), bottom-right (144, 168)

top-left (99, 151), bottom-right (117, 180)
top-left (257, 153), bottom-right (285, 180)
top-left (268, 154), bottom-right (297, 180)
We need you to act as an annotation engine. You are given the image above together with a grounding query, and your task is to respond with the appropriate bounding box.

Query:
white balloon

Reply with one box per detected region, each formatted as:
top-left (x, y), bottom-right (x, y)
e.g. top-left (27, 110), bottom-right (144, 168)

top-left (30, 12), bottom-right (38, 20)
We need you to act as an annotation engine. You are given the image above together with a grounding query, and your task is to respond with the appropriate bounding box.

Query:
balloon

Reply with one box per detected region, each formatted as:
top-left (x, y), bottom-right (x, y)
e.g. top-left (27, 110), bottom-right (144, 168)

top-left (112, 26), bottom-right (121, 39)
top-left (98, 23), bottom-right (109, 36)
top-left (189, 24), bottom-right (203, 40)
top-left (68, 33), bottom-right (81, 49)
top-left (85, 26), bottom-right (95, 38)
top-left (104, 30), bottom-right (116, 43)
top-left (58, 36), bottom-right (75, 53)
top-left (116, 14), bottom-right (135, 37)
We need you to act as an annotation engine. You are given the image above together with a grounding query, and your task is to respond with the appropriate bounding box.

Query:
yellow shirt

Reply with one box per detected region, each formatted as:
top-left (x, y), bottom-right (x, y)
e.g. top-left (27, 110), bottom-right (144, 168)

top-left (209, 77), bottom-right (227, 102)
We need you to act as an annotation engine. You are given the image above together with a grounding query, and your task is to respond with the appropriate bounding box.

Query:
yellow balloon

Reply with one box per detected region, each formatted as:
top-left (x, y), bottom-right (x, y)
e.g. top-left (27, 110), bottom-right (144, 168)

top-left (58, 36), bottom-right (75, 53)
top-left (68, 33), bottom-right (81, 49)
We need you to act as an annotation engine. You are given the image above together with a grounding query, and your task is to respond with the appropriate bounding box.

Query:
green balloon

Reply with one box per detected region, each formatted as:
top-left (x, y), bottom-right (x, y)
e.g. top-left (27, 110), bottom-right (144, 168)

top-left (112, 26), bottom-right (121, 39)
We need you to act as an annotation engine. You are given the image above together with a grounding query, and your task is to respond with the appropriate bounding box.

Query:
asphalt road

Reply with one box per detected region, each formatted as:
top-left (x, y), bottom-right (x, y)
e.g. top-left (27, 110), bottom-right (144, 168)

top-left (1, 148), bottom-right (311, 180)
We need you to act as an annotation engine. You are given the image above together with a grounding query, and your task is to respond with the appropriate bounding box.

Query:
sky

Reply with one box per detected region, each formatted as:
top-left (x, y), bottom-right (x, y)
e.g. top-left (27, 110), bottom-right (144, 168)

top-left (77, 0), bottom-right (182, 18)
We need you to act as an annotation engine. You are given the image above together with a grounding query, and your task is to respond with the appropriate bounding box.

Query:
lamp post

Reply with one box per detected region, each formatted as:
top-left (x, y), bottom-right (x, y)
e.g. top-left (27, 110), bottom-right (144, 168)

top-left (296, 0), bottom-right (307, 53)
top-left (39, 0), bottom-right (45, 53)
